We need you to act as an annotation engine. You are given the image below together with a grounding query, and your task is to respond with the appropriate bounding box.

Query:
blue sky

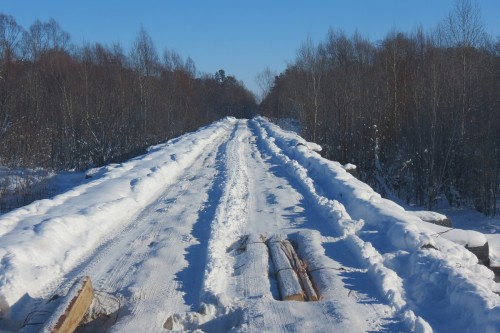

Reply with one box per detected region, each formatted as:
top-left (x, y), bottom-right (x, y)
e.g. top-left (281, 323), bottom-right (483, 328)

top-left (2, 1), bottom-right (500, 95)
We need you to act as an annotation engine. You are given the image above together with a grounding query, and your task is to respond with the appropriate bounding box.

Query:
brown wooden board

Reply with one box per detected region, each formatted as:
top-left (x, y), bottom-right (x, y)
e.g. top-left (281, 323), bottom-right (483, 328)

top-left (41, 276), bottom-right (94, 333)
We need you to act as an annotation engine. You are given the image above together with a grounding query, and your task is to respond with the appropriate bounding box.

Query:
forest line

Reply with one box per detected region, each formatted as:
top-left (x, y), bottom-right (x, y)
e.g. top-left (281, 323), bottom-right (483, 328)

top-left (2, 0), bottom-right (500, 216)
top-left (0, 14), bottom-right (256, 171)
top-left (259, 1), bottom-right (500, 214)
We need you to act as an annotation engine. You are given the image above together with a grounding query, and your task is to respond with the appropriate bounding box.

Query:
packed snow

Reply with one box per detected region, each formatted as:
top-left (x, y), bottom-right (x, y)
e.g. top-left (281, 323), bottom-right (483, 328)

top-left (0, 117), bottom-right (499, 332)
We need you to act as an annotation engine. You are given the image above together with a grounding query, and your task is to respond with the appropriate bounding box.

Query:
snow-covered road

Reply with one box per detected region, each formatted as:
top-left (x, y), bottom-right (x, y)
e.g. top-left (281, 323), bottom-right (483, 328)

top-left (0, 118), bottom-right (499, 332)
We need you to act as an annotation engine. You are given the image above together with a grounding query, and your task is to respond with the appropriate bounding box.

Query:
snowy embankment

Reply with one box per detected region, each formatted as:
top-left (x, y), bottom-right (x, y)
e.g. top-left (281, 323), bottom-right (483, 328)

top-left (253, 117), bottom-right (500, 333)
top-left (0, 117), bottom-right (236, 312)
top-left (0, 116), bottom-right (499, 332)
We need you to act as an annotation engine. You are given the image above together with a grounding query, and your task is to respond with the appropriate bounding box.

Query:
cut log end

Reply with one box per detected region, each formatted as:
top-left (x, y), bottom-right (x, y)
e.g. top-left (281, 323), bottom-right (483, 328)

top-left (43, 276), bottom-right (94, 333)
top-left (283, 293), bottom-right (305, 302)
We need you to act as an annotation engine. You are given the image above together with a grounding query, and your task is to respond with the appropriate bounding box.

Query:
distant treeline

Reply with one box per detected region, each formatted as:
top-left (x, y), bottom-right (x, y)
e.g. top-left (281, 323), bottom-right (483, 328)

top-left (0, 14), bottom-right (256, 171)
top-left (260, 1), bottom-right (500, 215)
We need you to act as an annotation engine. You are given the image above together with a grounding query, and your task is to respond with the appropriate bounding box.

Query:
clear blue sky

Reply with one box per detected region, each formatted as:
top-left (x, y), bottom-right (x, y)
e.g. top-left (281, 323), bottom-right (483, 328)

top-left (2, 0), bottom-right (500, 95)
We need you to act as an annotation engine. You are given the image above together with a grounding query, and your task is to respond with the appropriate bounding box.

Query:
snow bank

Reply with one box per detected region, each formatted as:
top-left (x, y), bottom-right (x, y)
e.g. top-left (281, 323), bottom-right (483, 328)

top-left (252, 117), bottom-right (500, 333)
top-left (0, 117), bottom-right (236, 312)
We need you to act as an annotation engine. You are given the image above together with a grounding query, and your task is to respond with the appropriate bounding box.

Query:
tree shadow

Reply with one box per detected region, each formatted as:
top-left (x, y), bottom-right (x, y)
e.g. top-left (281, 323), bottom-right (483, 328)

top-left (0, 292), bottom-right (48, 331)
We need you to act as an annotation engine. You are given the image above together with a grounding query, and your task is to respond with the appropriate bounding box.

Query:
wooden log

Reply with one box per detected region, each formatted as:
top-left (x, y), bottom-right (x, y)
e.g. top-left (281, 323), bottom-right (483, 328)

top-left (490, 266), bottom-right (500, 283)
top-left (281, 240), bottom-right (318, 301)
top-left (267, 235), bottom-right (304, 301)
top-left (238, 234), bottom-right (271, 297)
top-left (294, 231), bottom-right (337, 300)
top-left (42, 276), bottom-right (94, 333)
top-left (466, 241), bottom-right (490, 266)
top-left (245, 233), bottom-right (266, 248)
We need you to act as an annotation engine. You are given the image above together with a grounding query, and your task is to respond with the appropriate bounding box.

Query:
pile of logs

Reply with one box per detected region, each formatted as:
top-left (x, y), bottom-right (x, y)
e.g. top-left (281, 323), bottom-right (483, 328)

top-left (266, 235), bottom-right (318, 302)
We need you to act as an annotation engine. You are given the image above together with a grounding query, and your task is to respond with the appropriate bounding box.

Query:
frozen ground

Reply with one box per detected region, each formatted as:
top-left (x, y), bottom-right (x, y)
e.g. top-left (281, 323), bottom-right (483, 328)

top-left (0, 117), bottom-right (499, 332)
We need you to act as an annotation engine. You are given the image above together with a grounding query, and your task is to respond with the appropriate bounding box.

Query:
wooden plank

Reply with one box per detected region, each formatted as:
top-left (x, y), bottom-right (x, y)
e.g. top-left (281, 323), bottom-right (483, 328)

top-left (42, 276), bottom-right (94, 333)
top-left (267, 235), bottom-right (304, 301)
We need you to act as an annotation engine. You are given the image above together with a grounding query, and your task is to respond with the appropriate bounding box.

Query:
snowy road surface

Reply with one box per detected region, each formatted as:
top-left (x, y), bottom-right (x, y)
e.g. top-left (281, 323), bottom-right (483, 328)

top-left (0, 118), bottom-right (499, 332)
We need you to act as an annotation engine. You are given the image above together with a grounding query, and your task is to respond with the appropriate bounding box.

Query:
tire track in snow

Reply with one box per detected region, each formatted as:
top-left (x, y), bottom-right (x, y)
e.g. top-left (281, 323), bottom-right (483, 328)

top-left (245, 129), bottom-right (313, 234)
top-left (202, 120), bottom-right (251, 302)
top-left (180, 120), bottom-right (406, 332)
top-left (257, 119), bottom-right (500, 333)
top-left (6, 118), bottom-right (417, 332)
top-left (0, 119), bottom-right (238, 330)
top-left (173, 123), bottom-right (240, 311)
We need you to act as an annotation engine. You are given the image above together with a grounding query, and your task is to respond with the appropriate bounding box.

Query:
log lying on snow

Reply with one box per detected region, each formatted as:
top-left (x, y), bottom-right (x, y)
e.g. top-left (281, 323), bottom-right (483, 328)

top-left (466, 241), bottom-right (490, 266)
top-left (240, 234), bottom-right (271, 298)
top-left (410, 210), bottom-right (453, 228)
top-left (42, 276), bottom-right (94, 333)
top-left (267, 235), bottom-right (304, 301)
top-left (280, 239), bottom-right (318, 302)
top-left (490, 266), bottom-right (500, 283)
top-left (294, 231), bottom-right (338, 300)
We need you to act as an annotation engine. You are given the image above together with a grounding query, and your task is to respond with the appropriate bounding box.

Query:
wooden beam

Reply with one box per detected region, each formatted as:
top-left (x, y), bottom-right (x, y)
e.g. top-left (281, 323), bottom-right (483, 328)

top-left (42, 276), bottom-right (94, 333)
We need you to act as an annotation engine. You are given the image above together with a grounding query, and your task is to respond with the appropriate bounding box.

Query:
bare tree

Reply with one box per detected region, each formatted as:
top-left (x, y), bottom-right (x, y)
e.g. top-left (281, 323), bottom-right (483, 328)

top-left (0, 13), bottom-right (258, 182)
top-left (256, 67), bottom-right (276, 102)
top-left (130, 27), bottom-right (159, 138)
top-left (0, 14), bottom-right (23, 63)
top-left (441, 0), bottom-right (485, 48)
top-left (130, 27), bottom-right (159, 77)
top-left (296, 36), bottom-right (324, 142)
top-left (440, 0), bottom-right (486, 138)
top-left (260, 9), bottom-right (500, 215)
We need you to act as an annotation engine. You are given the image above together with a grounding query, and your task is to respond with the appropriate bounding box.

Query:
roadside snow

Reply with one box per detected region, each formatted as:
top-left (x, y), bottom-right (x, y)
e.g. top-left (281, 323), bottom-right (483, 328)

top-left (488, 234), bottom-right (500, 267)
